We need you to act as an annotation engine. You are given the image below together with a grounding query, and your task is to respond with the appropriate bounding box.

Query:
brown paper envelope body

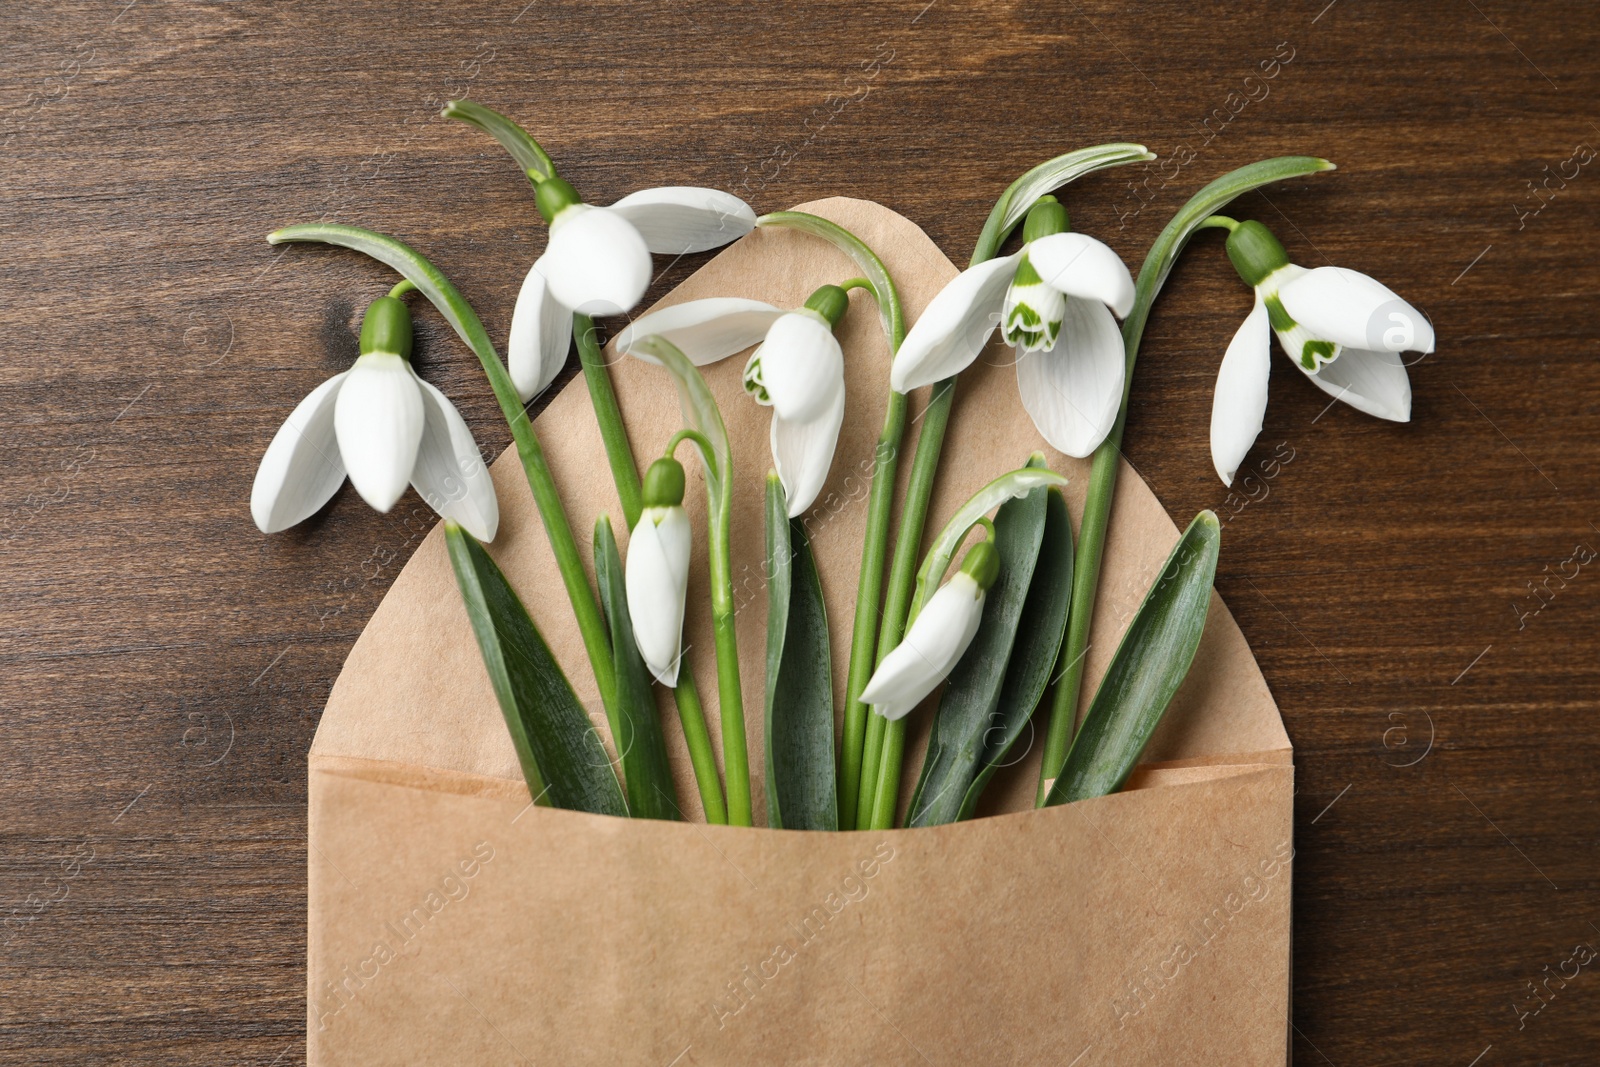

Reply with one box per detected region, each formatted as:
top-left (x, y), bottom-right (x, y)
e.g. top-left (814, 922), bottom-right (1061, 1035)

top-left (308, 198), bottom-right (1293, 1064)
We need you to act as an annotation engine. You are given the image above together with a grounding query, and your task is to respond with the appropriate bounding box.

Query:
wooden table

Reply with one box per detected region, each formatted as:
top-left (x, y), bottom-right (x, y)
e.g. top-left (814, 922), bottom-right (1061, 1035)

top-left (2, 1), bottom-right (1595, 1062)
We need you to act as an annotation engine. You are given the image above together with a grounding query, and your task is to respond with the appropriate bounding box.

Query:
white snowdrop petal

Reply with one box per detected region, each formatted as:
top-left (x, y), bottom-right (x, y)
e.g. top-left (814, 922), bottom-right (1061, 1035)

top-left (334, 353), bottom-right (426, 513)
top-left (1299, 346), bottom-right (1412, 423)
top-left (755, 312), bottom-right (844, 423)
top-left (772, 377), bottom-right (846, 518)
top-left (890, 254), bottom-right (1021, 393)
top-left (1026, 232), bottom-right (1136, 318)
top-left (250, 372), bottom-right (349, 533)
top-left (1015, 297), bottom-right (1126, 459)
top-left (626, 512), bottom-right (688, 687)
top-left (544, 205), bottom-right (653, 316)
top-left (410, 376), bottom-right (499, 542)
top-left (609, 187), bottom-right (757, 254)
top-left (615, 298), bottom-right (784, 366)
top-left (507, 256), bottom-right (573, 402)
top-left (859, 574), bottom-right (985, 720)
top-left (1210, 298), bottom-right (1273, 487)
top-left (1278, 265), bottom-right (1435, 354)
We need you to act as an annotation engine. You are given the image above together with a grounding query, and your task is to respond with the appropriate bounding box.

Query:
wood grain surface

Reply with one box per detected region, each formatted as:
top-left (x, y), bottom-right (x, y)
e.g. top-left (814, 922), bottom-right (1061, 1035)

top-left (1, 1), bottom-right (1596, 1063)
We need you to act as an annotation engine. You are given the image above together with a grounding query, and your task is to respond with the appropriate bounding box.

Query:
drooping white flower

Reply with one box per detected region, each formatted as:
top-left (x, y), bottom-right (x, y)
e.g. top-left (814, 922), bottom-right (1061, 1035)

top-left (251, 294), bottom-right (499, 541)
top-left (625, 457), bottom-right (692, 687)
top-left (860, 539), bottom-right (999, 721)
top-left (508, 180), bottom-right (757, 402)
top-left (617, 284), bottom-right (850, 517)
top-left (889, 196), bottom-right (1135, 458)
top-left (1209, 219), bottom-right (1433, 485)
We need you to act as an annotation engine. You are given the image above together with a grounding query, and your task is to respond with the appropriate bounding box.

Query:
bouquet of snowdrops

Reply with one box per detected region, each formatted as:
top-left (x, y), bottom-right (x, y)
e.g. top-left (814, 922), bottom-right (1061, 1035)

top-left (253, 103), bottom-right (1430, 830)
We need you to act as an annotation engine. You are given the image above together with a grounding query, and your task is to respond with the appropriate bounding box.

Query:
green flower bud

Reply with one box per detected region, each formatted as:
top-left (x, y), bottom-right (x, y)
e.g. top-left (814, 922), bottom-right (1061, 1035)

top-left (642, 456), bottom-right (686, 508)
top-left (1225, 220), bottom-right (1291, 288)
top-left (803, 284), bottom-right (850, 328)
top-left (1022, 195), bottom-right (1070, 243)
top-left (535, 176), bottom-right (583, 223)
top-left (358, 296), bottom-right (413, 360)
top-left (958, 538), bottom-right (1000, 591)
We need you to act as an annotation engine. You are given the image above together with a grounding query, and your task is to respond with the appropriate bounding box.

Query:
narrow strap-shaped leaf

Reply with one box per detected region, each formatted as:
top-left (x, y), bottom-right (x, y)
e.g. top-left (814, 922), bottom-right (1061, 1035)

top-left (763, 476), bottom-right (838, 830)
top-left (957, 483), bottom-right (1074, 820)
top-left (907, 462), bottom-right (1049, 827)
top-left (594, 515), bottom-right (680, 821)
top-left (444, 522), bottom-right (628, 816)
top-left (1047, 511), bottom-right (1221, 805)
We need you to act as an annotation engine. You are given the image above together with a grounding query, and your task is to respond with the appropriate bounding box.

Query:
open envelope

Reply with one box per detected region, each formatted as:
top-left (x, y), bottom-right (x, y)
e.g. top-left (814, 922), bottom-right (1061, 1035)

top-left (308, 199), bottom-right (1294, 1065)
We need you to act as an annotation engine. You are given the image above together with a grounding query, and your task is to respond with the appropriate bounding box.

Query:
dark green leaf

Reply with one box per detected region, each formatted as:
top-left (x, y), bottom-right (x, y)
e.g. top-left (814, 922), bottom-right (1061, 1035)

top-left (594, 516), bottom-right (680, 821)
top-left (763, 476), bottom-right (838, 830)
top-left (444, 522), bottom-right (627, 816)
top-left (957, 483), bottom-right (1074, 820)
top-left (907, 466), bottom-right (1049, 827)
top-left (1047, 511), bottom-right (1221, 805)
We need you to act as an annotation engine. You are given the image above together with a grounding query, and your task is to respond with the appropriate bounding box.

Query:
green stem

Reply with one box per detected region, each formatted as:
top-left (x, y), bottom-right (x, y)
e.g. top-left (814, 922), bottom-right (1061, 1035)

top-left (753, 211), bottom-right (906, 832)
top-left (574, 318), bottom-right (728, 823)
top-left (1033, 156), bottom-right (1336, 805)
top-left (860, 145), bottom-right (1164, 829)
top-left (267, 223), bottom-right (619, 718)
top-left (575, 314), bottom-right (643, 529)
top-left (860, 379), bottom-right (955, 830)
top-left (631, 336), bottom-right (752, 826)
top-left (672, 665), bottom-right (728, 824)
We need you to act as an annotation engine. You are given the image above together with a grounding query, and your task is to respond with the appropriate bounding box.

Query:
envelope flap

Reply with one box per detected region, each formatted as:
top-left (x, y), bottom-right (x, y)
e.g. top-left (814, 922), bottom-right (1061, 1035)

top-left (312, 197), bottom-right (1289, 821)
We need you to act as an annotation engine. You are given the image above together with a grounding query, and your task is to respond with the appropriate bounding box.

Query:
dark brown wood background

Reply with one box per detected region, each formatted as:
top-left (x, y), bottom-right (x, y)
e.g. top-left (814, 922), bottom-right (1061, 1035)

top-left (2, 1), bottom-right (1596, 1063)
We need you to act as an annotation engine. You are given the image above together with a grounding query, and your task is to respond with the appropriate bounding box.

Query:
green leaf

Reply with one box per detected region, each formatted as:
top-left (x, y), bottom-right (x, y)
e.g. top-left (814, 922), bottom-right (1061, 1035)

top-left (972, 143), bottom-right (1155, 265)
top-left (594, 515), bottom-right (680, 821)
top-left (444, 522), bottom-right (628, 816)
top-left (910, 466), bottom-right (1067, 623)
top-left (1047, 511), bottom-right (1222, 805)
top-left (957, 482), bottom-right (1074, 820)
top-left (907, 464), bottom-right (1049, 827)
top-left (763, 476), bottom-right (838, 830)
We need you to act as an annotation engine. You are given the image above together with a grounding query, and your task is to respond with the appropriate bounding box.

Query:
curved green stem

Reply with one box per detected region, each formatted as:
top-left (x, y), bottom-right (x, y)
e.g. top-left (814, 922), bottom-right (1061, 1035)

top-left (630, 335), bottom-right (752, 826)
top-left (1196, 214), bottom-right (1240, 232)
top-left (440, 99), bottom-right (556, 182)
top-left (267, 223), bottom-right (619, 721)
top-left (1034, 156), bottom-right (1336, 805)
top-left (863, 144), bottom-right (1158, 830)
top-left (387, 279), bottom-right (417, 299)
top-left (575, 323), bottom-right (728, 824)
top-left (574, 314), bottom-right (643, 528)
top-left (666, 427), bottom-right (716, 460)
top-left (754, 211), bottom-right (907, 831)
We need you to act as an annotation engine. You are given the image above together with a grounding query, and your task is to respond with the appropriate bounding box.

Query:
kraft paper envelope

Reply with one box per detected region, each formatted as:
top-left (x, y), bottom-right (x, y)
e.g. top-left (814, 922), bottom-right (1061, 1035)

top-left (308, 198), bottom-right (1294, 1064)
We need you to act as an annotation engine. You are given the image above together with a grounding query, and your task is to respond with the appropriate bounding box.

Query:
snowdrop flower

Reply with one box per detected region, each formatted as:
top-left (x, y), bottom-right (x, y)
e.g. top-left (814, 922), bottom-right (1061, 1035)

top-left (860, 539), bottom-right (999, 721)
top-left (889, 196), bottom-right (1135, 458)
top-left (508, 177), bottom-right (757, 401)
top-left (626, 456), bottom-right (692, 687)
top-left (1209, 219), bottom-right (1434, 485)
top-left (617, 284), bottom-right (851, 517)
top-left (251, 291), bottom-right (499, 541)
